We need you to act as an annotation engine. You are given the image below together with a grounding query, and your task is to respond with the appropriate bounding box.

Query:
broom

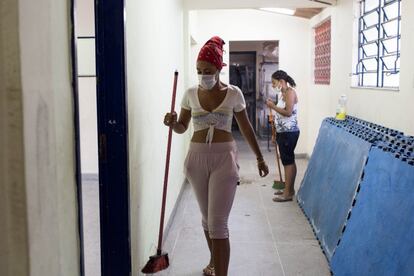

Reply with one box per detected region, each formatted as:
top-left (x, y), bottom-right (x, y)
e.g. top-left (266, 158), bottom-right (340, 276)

top-left (141, 71), bottom-right (178, 274)
top-left (269, 107), bottom-right (285, 190)
top-left (272, 142), bottom-right (285, 190)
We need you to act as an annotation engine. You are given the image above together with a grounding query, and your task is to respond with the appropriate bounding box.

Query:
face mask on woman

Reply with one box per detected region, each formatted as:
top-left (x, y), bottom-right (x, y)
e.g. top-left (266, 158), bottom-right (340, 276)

top-left (198, 72), bottom-right (218, 90)
top-left (274, 85), bottom-right (282, 93)
top-left (272, 79), bottom-right (282, 93)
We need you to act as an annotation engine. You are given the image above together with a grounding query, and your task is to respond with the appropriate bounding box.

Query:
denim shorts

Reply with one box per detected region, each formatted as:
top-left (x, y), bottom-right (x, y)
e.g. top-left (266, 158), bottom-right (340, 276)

top-left (276, 131), bottom-right (300, 166)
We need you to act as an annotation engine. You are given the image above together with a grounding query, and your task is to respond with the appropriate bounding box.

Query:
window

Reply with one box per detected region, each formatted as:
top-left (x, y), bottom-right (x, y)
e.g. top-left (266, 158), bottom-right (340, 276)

top-left (314, 18), bottom-right (331, 85)
top-left (354, 0), bottom-right (401, 88)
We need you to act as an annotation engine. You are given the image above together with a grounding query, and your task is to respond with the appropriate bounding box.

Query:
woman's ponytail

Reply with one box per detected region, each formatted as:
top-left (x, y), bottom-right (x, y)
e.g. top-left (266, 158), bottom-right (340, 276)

top-left (272, 70), bottom-right (296, 88)
top-left (286, 75), bottom-right (296, 88)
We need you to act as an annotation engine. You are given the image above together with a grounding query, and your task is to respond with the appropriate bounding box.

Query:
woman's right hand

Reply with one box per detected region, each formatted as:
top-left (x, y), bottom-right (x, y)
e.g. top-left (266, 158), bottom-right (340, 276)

top-left (163, 112), bottom-right (177, 127)
top-left (266, 98), bottom-right (276, 109)
top-left (257, 157), bottom-right (269, 177)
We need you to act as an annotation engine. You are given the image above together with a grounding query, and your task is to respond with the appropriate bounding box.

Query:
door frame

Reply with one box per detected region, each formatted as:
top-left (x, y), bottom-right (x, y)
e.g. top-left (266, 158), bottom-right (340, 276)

top-left (70, 0), bottom-right (131, 275)
top-left (69, 0), bottom-right (85, 275)
top-left (95, 0), bottom-right (131, 275)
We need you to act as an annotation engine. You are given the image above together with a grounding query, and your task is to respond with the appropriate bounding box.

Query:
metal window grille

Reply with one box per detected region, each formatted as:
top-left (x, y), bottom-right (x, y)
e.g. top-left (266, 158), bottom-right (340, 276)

top-left (355, 0), bottom-right (401, 88)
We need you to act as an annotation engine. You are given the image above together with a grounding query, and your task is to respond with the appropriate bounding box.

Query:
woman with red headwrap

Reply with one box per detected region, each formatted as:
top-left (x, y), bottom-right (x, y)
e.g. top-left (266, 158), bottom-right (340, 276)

top-left (164, 36), bottom-right (268, 276)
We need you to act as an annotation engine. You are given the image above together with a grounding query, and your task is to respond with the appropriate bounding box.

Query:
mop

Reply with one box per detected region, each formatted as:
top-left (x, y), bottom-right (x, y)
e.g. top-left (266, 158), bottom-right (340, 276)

top-left (141, 71), bottom-right (178, 274)
top-left (269, 107), bottom-right (285, 190)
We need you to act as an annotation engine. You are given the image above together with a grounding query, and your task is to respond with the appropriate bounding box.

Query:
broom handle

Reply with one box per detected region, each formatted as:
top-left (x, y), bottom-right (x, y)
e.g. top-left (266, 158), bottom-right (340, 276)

top-left (157, 71), bottom-right (179, 254)
top-left (269, 106), bottom-right (283, 183)
top-left (275, 141), bottom-right (283, 183)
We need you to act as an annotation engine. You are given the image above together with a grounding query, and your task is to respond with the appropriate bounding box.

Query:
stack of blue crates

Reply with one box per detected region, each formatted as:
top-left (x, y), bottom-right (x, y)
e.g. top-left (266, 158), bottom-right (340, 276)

top-left (297, 116), bottom-right (414, 275)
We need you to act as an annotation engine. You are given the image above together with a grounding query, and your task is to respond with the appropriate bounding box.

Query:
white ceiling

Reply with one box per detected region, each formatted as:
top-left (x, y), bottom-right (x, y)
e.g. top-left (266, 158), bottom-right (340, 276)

top-left (183, 0), bottom-right (335, 10)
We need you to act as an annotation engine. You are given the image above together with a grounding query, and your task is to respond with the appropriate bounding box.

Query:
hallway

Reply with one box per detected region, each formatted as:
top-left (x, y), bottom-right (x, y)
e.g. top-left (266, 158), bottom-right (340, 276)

top-left (3, 0), bottom-right (414, 275)
top-left (159, 136), bottom-right (330, 275)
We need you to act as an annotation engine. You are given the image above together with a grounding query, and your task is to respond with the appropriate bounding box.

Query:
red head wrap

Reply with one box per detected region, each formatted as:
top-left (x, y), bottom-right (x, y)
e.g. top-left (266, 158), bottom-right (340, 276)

top-left (197, 36), bottom-right (227, 70)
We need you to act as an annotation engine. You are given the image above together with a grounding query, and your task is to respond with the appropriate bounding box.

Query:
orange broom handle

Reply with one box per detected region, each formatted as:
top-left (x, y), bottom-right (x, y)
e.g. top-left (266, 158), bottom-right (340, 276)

top-left (268, 107), bottom-right (276, 143)
top-left (274, 140), bottom-right (283, 183)
top-left (157, 71), bottom-right (178, 254)
top-left (269, 107), bottom-right (283, 183)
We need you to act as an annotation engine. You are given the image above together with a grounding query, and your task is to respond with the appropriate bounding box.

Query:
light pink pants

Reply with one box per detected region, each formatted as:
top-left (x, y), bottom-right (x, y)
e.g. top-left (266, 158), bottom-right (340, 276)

top-left (184, 141), bottom-right (239, 239)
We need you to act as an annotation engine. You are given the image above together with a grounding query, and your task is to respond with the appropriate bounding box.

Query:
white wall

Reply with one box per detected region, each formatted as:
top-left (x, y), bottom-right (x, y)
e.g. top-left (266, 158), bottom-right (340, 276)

top-left (307, 9), bottom-right (334, 155)
top-left (125, 0), bottom-right (188, 272)
top-left (78, 78), bottom-right (98, 174)
top-left (76, 0), bottom-right (94, 36)
top-left (189, 9), bottom-right (311, 154)
top-left (76, 0), bottom-right (98, 175)
top-left (18, 0), bottom-right (80, 275)
top-left (0, 0), bottom-right (29, 275)
top-left (307, 0), bottom-right (414, 155)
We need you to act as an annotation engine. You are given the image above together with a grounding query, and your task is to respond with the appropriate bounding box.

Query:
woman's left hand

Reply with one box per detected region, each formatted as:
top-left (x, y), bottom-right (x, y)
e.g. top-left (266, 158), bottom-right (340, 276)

top-left (257, 159), bottom-right (269, 177)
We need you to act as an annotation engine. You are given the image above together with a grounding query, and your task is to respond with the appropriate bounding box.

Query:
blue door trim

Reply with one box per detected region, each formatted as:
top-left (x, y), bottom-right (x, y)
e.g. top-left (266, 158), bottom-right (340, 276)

top-left (95, 0), bottom-right (131, 275)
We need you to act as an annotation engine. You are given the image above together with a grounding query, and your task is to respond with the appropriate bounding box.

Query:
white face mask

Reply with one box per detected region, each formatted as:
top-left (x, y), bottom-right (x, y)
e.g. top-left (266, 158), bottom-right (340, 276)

top-left (274, 86), bottom-right (281, 93)
top-left (272, 80), bottom-right (281, 93)
top-left (198, 72), bottom-right (218, 90)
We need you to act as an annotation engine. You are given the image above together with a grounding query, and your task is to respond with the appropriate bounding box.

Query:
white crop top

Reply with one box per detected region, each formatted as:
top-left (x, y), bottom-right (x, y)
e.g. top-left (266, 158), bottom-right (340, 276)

top-left (181, 84), bottom-right (246, 144)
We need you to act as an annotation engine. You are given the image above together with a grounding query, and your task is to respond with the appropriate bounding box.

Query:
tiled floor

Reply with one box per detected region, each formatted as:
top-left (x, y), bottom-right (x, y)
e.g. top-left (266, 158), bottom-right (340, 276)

top-left (159, 136), bottom-right (330, 276)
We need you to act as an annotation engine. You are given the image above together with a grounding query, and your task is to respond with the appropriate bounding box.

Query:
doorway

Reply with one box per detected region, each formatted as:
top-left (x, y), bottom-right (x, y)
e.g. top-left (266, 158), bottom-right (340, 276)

top-left (229, 51), bottom-right (257, 132)
top-left (73, 0), bottom-right (100, 275)
top-left (229, 41), bottom-right (279, 141)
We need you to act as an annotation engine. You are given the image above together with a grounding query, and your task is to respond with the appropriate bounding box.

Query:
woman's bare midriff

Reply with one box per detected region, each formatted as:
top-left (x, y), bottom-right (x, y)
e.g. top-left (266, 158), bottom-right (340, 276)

top-left (191, 129), bottom-right (234, 143)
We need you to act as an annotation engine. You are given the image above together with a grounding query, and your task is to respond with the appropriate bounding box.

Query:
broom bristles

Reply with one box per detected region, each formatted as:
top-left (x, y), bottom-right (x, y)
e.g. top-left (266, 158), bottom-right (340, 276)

top-left (273, 180), bottom-right (285, 190)
top-left (141, 253), bottom-right (169, 274)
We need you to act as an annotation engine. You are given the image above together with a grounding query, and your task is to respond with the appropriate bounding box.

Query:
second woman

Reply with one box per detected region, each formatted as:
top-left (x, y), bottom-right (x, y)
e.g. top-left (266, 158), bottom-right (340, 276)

top-left (266, 70), bottom-right (300, 202)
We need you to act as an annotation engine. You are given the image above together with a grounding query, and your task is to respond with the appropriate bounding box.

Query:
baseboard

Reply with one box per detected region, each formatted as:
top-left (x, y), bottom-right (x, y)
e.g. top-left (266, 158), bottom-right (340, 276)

top-left (295, 153), bottom-right (310, 160)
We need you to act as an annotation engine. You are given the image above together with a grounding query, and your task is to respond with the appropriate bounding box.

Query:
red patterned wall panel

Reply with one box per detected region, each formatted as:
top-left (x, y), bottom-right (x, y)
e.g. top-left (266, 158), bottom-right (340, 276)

top-left (314, 19), bottom-right (331, 85)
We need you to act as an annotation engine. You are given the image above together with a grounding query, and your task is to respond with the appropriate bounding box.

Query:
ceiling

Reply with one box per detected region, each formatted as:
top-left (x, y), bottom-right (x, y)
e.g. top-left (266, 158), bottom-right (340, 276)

top-left (294, 8), bottom-right (325, 19)
top-left (183, 0), bottom-right (335, 10)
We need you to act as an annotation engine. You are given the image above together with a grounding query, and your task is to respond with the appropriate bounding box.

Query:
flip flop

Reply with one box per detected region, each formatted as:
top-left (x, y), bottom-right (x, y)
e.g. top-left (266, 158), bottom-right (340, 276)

top-left (272, 195), bottom-right (293, 202)
top-left (274, 189), bottom-right (295, 196)
top-left (203, 265), bottom-right (215, 276)
top-left (274, 190), bottom-right (284, 195)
